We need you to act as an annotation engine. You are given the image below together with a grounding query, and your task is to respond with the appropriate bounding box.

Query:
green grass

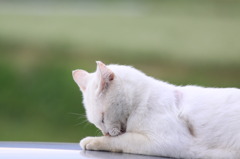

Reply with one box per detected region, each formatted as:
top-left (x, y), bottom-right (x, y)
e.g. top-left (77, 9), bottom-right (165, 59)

top-left (0, 0), bottom-right (240, 142)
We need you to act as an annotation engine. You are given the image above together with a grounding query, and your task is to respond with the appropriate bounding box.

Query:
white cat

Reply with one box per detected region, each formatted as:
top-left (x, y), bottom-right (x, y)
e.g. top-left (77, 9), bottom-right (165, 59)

top-left (72, 61), bottom-right (240, 159)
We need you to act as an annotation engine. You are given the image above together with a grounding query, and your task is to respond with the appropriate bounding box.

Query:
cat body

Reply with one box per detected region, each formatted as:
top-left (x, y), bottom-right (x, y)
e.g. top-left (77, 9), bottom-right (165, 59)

top-left (72, 61), bottom-right (240, 159)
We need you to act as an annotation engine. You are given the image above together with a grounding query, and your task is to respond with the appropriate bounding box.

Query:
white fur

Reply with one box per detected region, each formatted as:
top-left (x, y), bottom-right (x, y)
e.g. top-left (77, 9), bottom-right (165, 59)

top-left (72, 61), bottom-right (240, 159)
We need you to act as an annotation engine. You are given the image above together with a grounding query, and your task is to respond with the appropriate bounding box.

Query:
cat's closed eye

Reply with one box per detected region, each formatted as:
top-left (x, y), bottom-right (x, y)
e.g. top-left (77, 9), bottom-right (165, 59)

top-left (101, 113), bottom-right (104, 124)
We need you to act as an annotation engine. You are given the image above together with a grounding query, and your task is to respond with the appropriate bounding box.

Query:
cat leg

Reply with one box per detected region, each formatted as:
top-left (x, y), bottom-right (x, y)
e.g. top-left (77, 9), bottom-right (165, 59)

top-left (80, 132), bottom-right (197, 158)
top-left (80, 132), bottom-right (157, 156)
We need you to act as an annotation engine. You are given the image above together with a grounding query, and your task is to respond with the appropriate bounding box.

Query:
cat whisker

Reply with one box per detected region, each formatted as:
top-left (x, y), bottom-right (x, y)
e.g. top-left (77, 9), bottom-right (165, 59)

top-left (75, 119), bottom-right (88, 127)
top-left (68, 112), bottom-right (86, 119)
top-left (68, 112), bottom-right (89, 127)
top-left (95, 129), bottom-right (102, 136)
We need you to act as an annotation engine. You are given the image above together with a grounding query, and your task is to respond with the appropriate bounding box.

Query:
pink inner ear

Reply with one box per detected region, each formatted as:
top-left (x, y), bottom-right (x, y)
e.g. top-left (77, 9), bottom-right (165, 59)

top-left (72, 69), bottom-right (89, 91)
top-left (96, 61), bottom-right (115, 91)
top-left (109, 73), bottom-right (114, 81)
top-left (96, 61), bottom-right (114, 80)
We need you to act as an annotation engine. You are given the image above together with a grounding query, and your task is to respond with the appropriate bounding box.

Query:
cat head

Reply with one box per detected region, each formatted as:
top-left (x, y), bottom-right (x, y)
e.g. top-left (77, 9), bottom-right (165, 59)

top-left (72, 61), bottom-right (128, 136)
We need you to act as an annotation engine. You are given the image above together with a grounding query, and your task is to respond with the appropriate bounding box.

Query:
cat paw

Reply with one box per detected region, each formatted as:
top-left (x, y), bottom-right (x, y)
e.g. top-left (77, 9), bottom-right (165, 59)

top-left (109, 128), bottom-right (121, 136)
top-left (80, 136), bottom-right (105, 151)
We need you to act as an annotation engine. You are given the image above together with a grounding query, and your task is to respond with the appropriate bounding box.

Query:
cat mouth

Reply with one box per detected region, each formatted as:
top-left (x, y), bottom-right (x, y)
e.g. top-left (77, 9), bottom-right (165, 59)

top-left (120, 126), bottom-right (126, 134)
top-left (118, 123), bottom-right (127, 135)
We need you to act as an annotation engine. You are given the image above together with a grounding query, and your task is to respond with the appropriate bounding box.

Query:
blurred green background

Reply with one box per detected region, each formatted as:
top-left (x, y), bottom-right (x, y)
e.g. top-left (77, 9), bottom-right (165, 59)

top-left (0, 0), bottom-right (240, 142)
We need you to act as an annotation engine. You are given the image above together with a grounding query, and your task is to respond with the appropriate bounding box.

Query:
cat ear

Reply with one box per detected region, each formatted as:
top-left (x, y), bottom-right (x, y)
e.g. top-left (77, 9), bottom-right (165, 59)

top-left (72, 69), bottom-right (89, 92)
top-left (96, 61), bottom-right (114, 92)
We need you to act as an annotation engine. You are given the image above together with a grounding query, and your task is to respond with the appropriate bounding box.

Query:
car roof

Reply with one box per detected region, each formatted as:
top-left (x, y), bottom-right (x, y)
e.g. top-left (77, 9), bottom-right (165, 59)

top-left (0, 142), bottom-right (169, 159)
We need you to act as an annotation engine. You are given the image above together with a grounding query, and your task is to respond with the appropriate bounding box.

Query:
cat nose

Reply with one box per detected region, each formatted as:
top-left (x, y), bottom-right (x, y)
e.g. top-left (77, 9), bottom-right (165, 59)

top-left (104, 132), bottom-right (110, 136)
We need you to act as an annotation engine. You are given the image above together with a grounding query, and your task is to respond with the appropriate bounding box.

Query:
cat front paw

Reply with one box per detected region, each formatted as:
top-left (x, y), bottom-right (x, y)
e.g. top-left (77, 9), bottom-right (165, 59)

top-left (80, 136), bottom-right (106, 151)
top-left (109, 128), bottom-right (121, 137)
